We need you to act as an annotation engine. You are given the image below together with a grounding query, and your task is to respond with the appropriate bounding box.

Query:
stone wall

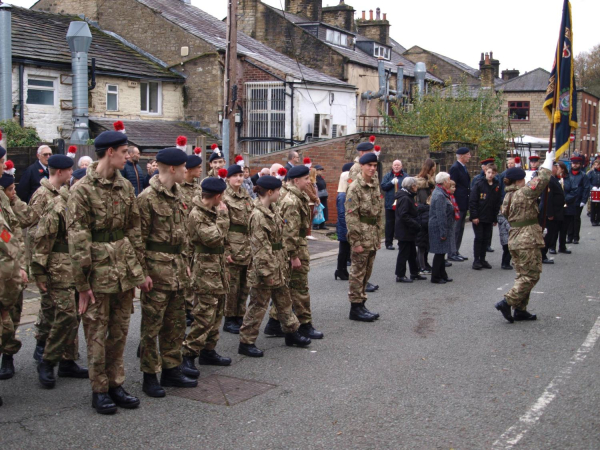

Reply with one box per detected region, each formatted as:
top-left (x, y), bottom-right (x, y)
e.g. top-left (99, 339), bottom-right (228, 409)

top-left (355, 20), bottom-right (390, 46)
top-left (501, 91), bottom-right (550, 140)
top-left (284, 0), bottom-right (322, 22)
top-left (33, 0), bottom-right (99, 20)
top-left (321, 4), bottom-right (355, 32)
top-left (404, 47), bottom-right (480, 85)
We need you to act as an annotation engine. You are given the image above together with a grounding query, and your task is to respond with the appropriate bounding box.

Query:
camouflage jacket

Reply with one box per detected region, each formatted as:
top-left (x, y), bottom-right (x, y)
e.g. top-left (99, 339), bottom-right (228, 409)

top-left (30, 189), bottom-right (73, 288)
top-left (0, 190), bottom-right (21, 302)
top-left (29, 178), bottom-right (64, 227)
top-left (188, 197), bottom-right (229, 295)
top-left (67, 162), bottom-right (146, 293)
top-left (348, 156), bottom-right (379, 190)
top-left (248, 201), bottom-right (288, 289)
top-left (279, 184), bottom-right (310, 265)
top-left (137, 176), bottom-right (188, 291)
top-left (223, 184), bottom-right (253, 266)
top-left (10, 194), bottom-right (39, 270)
top-left (502, 167), bottom-right (551, 250)
top-left (179, 179), bottom-right (202, 261)
top-left (345, 173), bottom-right (383, 250)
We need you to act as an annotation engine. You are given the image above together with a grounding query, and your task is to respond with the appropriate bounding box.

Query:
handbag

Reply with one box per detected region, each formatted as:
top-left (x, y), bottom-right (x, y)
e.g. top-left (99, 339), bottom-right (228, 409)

top-left (313, 203), bottom-right (325, 225)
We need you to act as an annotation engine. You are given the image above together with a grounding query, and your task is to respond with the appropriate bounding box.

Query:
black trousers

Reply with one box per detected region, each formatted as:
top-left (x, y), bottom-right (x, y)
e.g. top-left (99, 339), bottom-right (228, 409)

top-left (385, 209), bottom-right (396, 247)
top-left (501, 244), bottom-right (512, 267)
top-left (432, 253), bottom-right (448, 282)
top-left (592, 202), bottom-right (600, 223)
top-left (395, 241), bottom-right (419, 278)
top-left (472, 222), bottom-right (493, 260)
top-left (567, 206), bottom-right (583, 241)
top-left (543, 219), bottom-right (562, 257)
top-left (337, 241), bottom-right (351, 273)
top-left (450, 210), bottom-right (467, 256)
top-left (562, 215), bottom-right (573, 246)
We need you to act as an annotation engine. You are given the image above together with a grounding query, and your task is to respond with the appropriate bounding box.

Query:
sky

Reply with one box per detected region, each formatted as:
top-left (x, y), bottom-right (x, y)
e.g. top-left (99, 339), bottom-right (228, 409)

top-left (7, 0), bottom-right (600, 75)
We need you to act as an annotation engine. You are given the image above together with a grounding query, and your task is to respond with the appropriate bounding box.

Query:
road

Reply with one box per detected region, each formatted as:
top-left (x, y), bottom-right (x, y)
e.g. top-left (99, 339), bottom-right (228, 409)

top-left (1, 218), bottom-right (599, 449)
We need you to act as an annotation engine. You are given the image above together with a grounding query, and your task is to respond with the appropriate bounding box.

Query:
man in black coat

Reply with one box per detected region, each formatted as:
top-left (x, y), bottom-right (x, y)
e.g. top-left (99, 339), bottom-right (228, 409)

top-left (448, 147), bottom-right (471, 261)
top-left (540, 162), bottom-right (565, 263)
top-left (120, 146), bottom-right (144, 196)
top-left (286, 150), bottom-right (300, 171)
top-left (16, 145), bottom-right (52, 203)
top-left (394, 177), bottom-right (425, 283)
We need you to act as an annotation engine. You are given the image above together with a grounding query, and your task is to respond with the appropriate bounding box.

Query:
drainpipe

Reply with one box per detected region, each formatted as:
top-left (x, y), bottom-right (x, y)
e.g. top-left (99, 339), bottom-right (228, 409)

top-left (0, 3), bottom-right (13, 121)
top-left (66, 21), bottom-right (92, 144)
top-left (361, 58), bottom-right (386, 100)
top-left (289, 82), bottom-right (294, 146)
top-left (415, 62), bottom-right (426, 99)
top-left (18, 64), bottom-right (24, 127)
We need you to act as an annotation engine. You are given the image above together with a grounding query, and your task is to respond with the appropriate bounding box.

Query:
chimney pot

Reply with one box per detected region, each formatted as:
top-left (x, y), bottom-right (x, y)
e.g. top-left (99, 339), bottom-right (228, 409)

top-left (485, 52), bottom-right (490, 65)
top-left (480, 52), bottom-right (484, 62)
top-left (362, 10), bottom-right (365, 19)
top-left (369, 9), bottom-right (373, 20)
top-left (376, 7), bottom-right (380, 20)
top-left (383, 13), bottom-right (387, 20)
top-left (339, 0), bottom-right (345, 4)
top-left (490, 51), bottom-right (494, 60)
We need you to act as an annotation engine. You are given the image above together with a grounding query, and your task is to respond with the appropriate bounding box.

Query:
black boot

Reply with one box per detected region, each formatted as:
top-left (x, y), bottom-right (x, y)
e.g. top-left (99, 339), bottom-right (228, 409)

top-left (223, 317), bottom-right (240, 334)
top-left (349, 303), bottom-right (376, 322)
top-left (142, 373), bottom-right (166, 398)
top-left (58, 360), bottom-right (89, 378)
top-left (0, 354), bottom-right (15, 380)
top-left (236, 316), bottom-right (244, 327)
top-left (180, 356), bottom-right (200, 379)
top-left (513, 309), bottom-right (537, 321)
top-left (92, 393), bottom-right (117, 415)
top-left (108, 386), bottom-right (140, 409)
top-left (334, 270), bottom-right (349, 280)
top-left (494, 299), bottom-right (514, 323)
top-left (363, 302), bottom-right (380, 320)
top-left (198, 349), bottom-right (231, 366)
top-left (472, 258), bottom-right (483, 270)
top-left (298, 322), bottom-right (324, 339)
top-left (238, 343), bottom-right (264, 357)
top-left (365, 282), bottom-right (377, 292)
top-left (284, 331), bottom-right (311, 348)
top-left (480, 260), bottom-right (492, 269)
top-left (37, 360), bottom-right (56, 389)
top-left (160, 366), bottom-right (198, 388)
top-left (264, 318), bottom-right (285, 337)
top-left (33, 341), bottom-right (45, 362)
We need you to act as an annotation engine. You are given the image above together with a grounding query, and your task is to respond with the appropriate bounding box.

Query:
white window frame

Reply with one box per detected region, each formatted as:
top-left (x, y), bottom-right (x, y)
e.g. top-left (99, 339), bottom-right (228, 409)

top-left (106, 84), bottom-right (119, 111)
top-left (140, 81), bottom-right (162, 115)
top-left (26, 76), bottom-right (56, 106)
top-left (326, 29), bottom-right (347, 46)
top-left (245, 82), bottom-right (287, 155)
top-left (374, 44), bottom-right (391, 61)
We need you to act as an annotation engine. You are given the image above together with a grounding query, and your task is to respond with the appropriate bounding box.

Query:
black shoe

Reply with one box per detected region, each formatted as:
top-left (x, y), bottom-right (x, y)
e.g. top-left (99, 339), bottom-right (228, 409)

top-left (180, 356), bottom-right (200, 379)
top-left (160, 366), bottom-right (198, 388)
top-left (319, 225), bottom-right (329, 230)
top-left (396, 276), bottom-right (413, 283)
top-left (136, 343), bottom-right (140, 358)
top-left (349, 303), bottom-right (376, 322)
top-left (548, 248), bottom-right (557, 255)
top-left (513, 309), bottom-right (537, 321)
top-left (566, 239), bottom-right (573, 244)
top-left (365, 282), bottom-right (377, 292)
top-left (223, 317), bottom-right (240, 334)
top-left (362, 302), bottom-right (380, 320)
top-left (494, 299), bottom-right (514, 323)
top-left (486, 246), bottom-right (495, 252)
top-left (298, 322), bottom-right (324, 339)
top-left (542, 258), bottom-right (555, 264)
top-left (238, 343), bottom-right (264, 357)
top-left (501, 264), bottom-right (513, 270)
top-left (443, 278), bottom-right (453, 282)
top-left (142, 373), bottom-right (166, 398)
top-left (480, 261), bottom-right (492, 269)
top-left (457, 254), bottom-right (469, 261)
top-left (37, 360), bottom-right (56, 389)
top-left (198, 349), bottom-right (231, 366)
top-left (419, 268), bottom-right (432, 275)
top-left (33, 341), bottom-right (45, 362)
top-left (236, 316), bottom-right (244, 327)
top-left (264, 318), bottom-right (285, 337)
top-left (558, 248), bottom-right (572, 254)
top-left (108, 386), bottom-right (140, 409)
top-left (57, 360), bottom-right (88, 378)
top-left (573, 240), bottom-right (579, 244)
top-left (410, 274), bottom-right (427, 281)
top-left (448, 255), bottom-right (463, 262)
top-left (431, 278), bottom-right (446, 284)
top-left (334, 270), bottom-right (349, 281)
top-left (386, 245), bottom-right (395, 250)
top-left (285, 331), bottom-right (311, 348)
top-left (472, 260), bottom-right (483, 270)
top-left (92, 393), bottom-right (117, 415)
top-left (0, 354), bottom-right (15, 380)
top-left (444, 261), bottom-right (453, 267)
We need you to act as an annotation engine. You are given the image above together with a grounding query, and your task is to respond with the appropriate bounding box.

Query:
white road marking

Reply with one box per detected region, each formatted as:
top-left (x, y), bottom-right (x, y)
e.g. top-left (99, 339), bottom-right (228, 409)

top-left (492, 316), bottom-right (600, 449)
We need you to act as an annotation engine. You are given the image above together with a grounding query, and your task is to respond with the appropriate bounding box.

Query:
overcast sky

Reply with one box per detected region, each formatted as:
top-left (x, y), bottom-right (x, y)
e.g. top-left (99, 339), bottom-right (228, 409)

top-left (8, 0), bottom-right (599, 75)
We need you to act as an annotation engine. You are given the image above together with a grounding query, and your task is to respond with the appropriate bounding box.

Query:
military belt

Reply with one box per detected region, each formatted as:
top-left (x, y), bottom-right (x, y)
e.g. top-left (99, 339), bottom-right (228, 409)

top-left (51, 243), bottom-right (69, 253)
top-left (195, 244), bottom-right (225, 255)
top-left (271, 242), bottom-right (283, 251)
top-left (299, 228), bottom-right (307, 238)
top-left (359, 216), bottom-right (377, 225)
top-left (92, 229), bottom-right (125, 243)
top-left (146, 241), bottom-right (182, 254)
top-left (229, 224), bottom-right (249, 235)
top-left (509, 218), bottom-right (539, 228)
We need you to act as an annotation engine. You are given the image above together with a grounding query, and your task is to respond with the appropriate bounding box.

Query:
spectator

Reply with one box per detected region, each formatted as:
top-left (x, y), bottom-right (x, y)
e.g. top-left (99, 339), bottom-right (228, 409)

top-left (588, 159), bottom-right (600, 225)
top-left (381, 160), bottom-right (408, 250)
top-left (429, 172), bottom-right (455, 284)
top-left (448, 147), bottom-right (471, 261)
top-left (16, 144), bottom-right (52, 203)
top-left (144, 159), bottom-right (158, 188)
top-left (120, 146), bottom-right (144, 196)
top-left (251, 168), bottom-right (270, 186)
top-left (540, 162), bottom-right (565, 262)
top-left (415, 159), bottom-right (436, 274)
top-left (315, 165), bottom-right (328, 230)
top-left (286, 150), bottom-right (300, 170)
top-left (242, 166), bottom-right (256, 199)
top-left (305, 167), bottom-right (320, 240)
top-left (270, 163), bottom-right (284, 177)
top-left (335, 163), bottom-right (353, 281)
top-left (558, 161), bottom-right (574, 253)
top-left (78, 156), bottom-right (93, 169)
top-left (394, 177), bottom-right (424, 283)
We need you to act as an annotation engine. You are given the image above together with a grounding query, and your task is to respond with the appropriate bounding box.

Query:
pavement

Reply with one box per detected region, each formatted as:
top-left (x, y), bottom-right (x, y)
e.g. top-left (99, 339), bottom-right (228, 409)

top-left (2, 218), bottom-right (600, 449)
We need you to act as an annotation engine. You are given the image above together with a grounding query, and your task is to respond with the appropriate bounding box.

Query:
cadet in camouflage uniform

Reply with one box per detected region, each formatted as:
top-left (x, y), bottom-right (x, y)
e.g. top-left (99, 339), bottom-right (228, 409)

top-left (30, 155), bottom-right (88, 389)
top-left (67, 131), bottom-right (149, 415)
top-left (204, 146), bottom-right (226, 179)
top-left (222, 163), bottom-right (253, 334)
top-left (181, 177), bottom-right (232, 379)
top-left (345, 153), bottom-right (383, 322)
top-left (137, 149), bottom-right (197, 398)
top-left (238, 175), bottom-right (310, 357)
top-left (495, 151), bottom-right (554, 323)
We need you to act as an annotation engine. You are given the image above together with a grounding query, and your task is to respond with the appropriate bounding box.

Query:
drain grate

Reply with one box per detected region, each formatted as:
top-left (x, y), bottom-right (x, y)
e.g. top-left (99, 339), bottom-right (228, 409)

top-left (168, 374), bottom-right (277, 406)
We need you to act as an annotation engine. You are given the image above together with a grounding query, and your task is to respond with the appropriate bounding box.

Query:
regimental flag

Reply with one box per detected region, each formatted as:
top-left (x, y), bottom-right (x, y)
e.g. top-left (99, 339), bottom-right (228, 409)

top-left (543, 0), bottom-right (578, 159)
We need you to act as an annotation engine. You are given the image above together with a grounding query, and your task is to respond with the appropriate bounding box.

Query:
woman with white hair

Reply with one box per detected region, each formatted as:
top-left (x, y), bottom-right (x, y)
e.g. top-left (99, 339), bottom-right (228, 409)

top-left (78, 156), bottom-right (93, 169)
top-left (428, 172), bottom-right (455, 284)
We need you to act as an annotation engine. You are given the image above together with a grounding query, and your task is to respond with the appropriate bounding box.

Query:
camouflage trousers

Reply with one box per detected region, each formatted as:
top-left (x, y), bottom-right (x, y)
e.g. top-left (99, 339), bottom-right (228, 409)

top-left (34, 290), bottom-right (52, 343)
top-left (182, 294), bottom-right (225, 357)
top-left (505, 248), bottom-right (542, 311)
top-left (348, 249), bottom-right (376, 303)
top-left (140, 288), bottom-right (185, 373)
top-left (2, 288), bottom-right (24, 355)
top-left (82, 289), bottom-right (134, 393)
top-left (240, 286), bottom-right (300, 345)
top-left (224, 263), bottom-right (249, 318)
top-left (43, 287), bottom-right (80, 364)
top-left (184, 287), bottom-right (195, 314)
top-left (270, 264), bottom-right (312, 324)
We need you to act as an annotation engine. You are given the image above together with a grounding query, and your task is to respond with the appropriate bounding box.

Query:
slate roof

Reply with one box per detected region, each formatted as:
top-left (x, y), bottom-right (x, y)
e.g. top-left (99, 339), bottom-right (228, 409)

top-left (389, 37), bottom-right (407, 55)
top-left (495, 68), bottom-right (551, 92)
top-left (430, 50), bottom-right (481, 78)
top-left (134, 0), bottom-right (352, 88)
top-left (10, 6), bottom-right (183, 82)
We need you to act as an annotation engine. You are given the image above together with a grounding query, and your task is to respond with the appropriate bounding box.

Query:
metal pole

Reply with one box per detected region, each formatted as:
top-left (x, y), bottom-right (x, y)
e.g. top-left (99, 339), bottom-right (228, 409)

top-left (0, 4), bottom-right (13, 121)
top-left (223, 0), bottom-right (238, 165)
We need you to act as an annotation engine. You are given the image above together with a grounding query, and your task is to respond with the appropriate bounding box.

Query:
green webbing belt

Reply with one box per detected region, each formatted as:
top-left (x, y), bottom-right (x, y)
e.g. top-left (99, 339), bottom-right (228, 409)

top-left (194, 244), bottom-right (225, 255)
top-left (91, 229), bottom-right (125, 243)
top-left (359, 216), bottom-right (377, 225)
top-left (299, 228), bottom-right (307, 238)
top-left (509, 218), bottom-right (539, 228)
top-left (51, 243), bottom-right (69, 253)
top-left (229, 224), bottom-right (249, 234)
top-left (271, 242), bottom-right (283, 251)
top-left (146, 241), bottom-right (182, 254)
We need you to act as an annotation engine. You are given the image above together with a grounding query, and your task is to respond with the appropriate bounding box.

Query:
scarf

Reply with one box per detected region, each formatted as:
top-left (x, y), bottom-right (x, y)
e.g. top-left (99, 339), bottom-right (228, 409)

top-left (572, 170), bottom-right (579, 176)
top-left (393, 171), bottom-right (402, 177)
top-left (444, 188), bottom-right (461, 220)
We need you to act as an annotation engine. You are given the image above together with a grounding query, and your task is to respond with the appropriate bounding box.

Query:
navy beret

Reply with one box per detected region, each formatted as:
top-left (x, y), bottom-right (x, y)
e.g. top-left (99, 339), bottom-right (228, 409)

top-left (48, 154), bottom-right (74, 169)
top-left (359, 153), bottom-right (378, 164)
top-left (227, 164), bottom-right (243, 177)
top-left (456, 147), bottom-right (470, 155)
top-left (156, 148), bottom-right (187, 166)
top-left (342, 162), bottom-right (354, 172)
top-left (505, 167), bottom-right (526, 181)
top-left (209, 150), bottom-right (224, 162)
top-left (256, 175), bottom-right (282, 190)
top-left (357, 142), bottom-right (374, 152)
top-left (71, 168), bottom-right (87, 180)
top-left (0, 173), bottom-right (14, 189)
top-left (201, 177), bottom-right (227, 194)
top-left (0, 146), bottom-right (5, 159)
top-left (186, 155), bottom-right (202, 169)
top-left (288, 165), bottom-right (310, 179)
top-left (94, 131), bottom-right (128, 151)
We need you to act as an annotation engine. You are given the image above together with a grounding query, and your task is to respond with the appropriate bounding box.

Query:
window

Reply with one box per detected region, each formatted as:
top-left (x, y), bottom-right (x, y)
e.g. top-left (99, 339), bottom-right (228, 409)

top-left (594, 104), bottom-right (597, 126)
top-left (373, 45), bottom-right (390, 60)
top-left (508, 101), bottom-right (530, 121)
top-left (325, 29), bottom-right (350, 47)
top-left (26, 77), bottom-right (55, 105)
top-left (245, 82), bottom-right (286, 155)
top-left (140, 81), bottom-right (161, 114)
top-left (107, 84), bottom-right (119, 111)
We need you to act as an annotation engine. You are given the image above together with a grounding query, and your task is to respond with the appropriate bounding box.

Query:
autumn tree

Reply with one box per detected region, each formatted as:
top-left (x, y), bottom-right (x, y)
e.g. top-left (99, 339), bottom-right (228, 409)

top-left (575, 43), bottom-right (600, 98)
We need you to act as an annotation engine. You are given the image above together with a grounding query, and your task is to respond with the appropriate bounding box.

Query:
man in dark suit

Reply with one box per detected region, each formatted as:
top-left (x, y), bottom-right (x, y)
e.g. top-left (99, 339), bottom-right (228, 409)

top-left (250, 168), bottom-right (270, 186)
top-left (448, 147), bottom-right (471, 261)
top-left (285, 150), bottom-right (300, 171)
top-left (16, 145), bottom-right (52, 203)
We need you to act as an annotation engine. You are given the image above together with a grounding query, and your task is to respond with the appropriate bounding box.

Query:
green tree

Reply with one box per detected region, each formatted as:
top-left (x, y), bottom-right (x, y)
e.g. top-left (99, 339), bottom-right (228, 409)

top-left (0, 120), bottom-right (41, 147)
top-left (575, 43), bottom-right (600, 98)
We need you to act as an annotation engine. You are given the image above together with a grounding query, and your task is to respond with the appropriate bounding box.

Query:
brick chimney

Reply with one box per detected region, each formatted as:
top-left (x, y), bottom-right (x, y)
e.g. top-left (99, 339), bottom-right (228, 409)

top-left (356, 6), bottom-right (390, 45)
top-left (479, 52), bottom-right (495, 88)
top-left (480, 50), bottom-right (500, 79)
top-left (322, 0), bottom-right (356, 32)
top-left (501, 69), bottom-right (520, 81)
top-left (285, 0), bottom-right (322, 22)
top-left (238, 0), bottom-right (259, 38)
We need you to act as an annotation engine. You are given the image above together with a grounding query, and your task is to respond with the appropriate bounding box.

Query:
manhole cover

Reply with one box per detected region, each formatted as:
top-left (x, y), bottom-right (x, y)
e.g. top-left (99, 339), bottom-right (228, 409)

top-left (168, 374), bottom-right (277, 405)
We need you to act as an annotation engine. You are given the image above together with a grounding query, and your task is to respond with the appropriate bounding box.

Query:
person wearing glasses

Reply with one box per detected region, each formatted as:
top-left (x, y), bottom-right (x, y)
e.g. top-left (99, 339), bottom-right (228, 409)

top-left (17, 145), bottom-right (53, 203)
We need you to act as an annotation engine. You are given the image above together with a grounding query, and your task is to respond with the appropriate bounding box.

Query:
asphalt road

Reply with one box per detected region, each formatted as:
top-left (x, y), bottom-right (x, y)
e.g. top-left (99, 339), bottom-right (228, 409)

top-left (1, 218), bottom-right (599, 449)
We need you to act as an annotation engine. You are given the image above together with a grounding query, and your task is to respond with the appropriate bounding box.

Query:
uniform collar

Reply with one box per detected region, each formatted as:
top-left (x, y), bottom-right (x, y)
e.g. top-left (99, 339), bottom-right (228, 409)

top-left (41, 177), bottom-right (60, 194)
top-left (226, 184), bottom-right (247, 199)
top-left (88, 161), bottom-right (127, 187)
top-left (193, 196), bottom-right (217, 217)
top-left (150, 174), bottom-right (179, 198)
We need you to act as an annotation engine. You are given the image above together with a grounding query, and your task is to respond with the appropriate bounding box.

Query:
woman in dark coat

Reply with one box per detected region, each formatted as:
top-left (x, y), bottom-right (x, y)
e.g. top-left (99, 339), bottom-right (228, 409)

top-left (415, 159), bottom-right (436, 273)
top-left (335, 163), bottom-right (353, 280)
top-left (394, 177), bottom-right (425, 282)
top-left (540, 162), bottom-right (565, 262)
top-left (429, 172), bottom-right (455, 284)
top-left (559, 161), bottom-right (576, 253)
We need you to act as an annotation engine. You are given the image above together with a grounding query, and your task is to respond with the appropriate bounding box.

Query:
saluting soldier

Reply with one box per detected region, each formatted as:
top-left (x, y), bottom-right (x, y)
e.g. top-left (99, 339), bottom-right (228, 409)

top-left (67, 131), bottom-right (150, 415)
top-left (345, 152), bottom-right (383, 322)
